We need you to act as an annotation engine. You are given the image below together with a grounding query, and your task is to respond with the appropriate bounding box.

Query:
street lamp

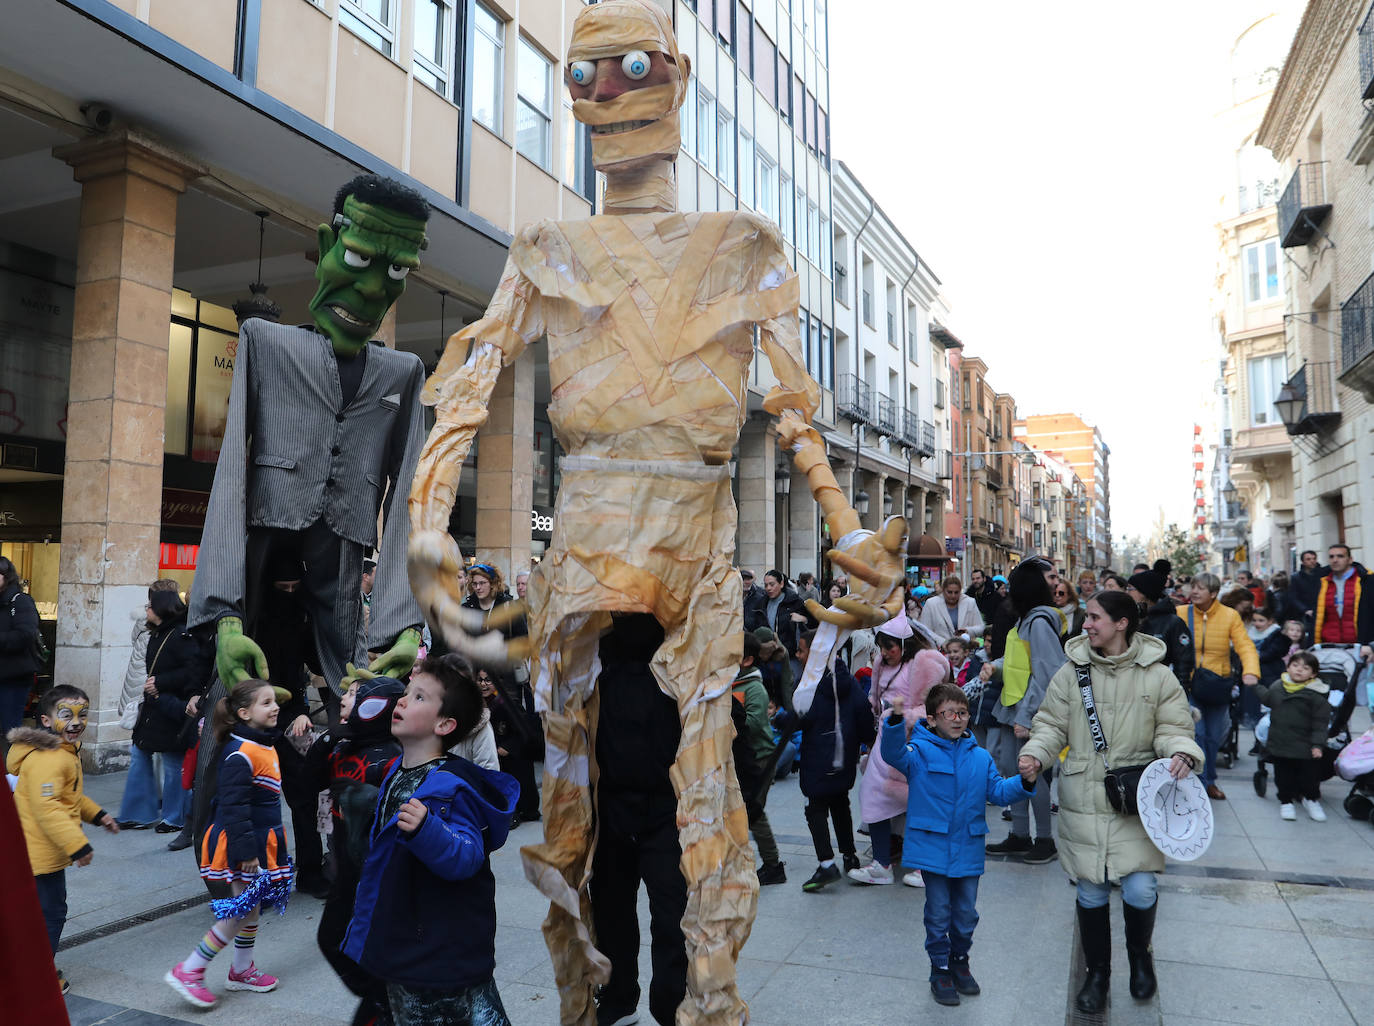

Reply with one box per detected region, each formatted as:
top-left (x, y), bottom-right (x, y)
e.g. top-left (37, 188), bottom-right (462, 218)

top-left (1222, 480), bottom-right (1237, 506)
top-left (855, 489), bottom-right (870, 517)
top-left (883, 492), bottom-right (893, 516)
top-left (774, 463), bottom-right (790, 498)
top-left (1274, 380), bottom-right (1306, 432)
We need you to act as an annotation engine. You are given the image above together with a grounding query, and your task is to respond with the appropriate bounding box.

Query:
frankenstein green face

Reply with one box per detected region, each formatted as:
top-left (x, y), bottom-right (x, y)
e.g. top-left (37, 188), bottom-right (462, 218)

top-left (309, 195), bottom-right (428, 356)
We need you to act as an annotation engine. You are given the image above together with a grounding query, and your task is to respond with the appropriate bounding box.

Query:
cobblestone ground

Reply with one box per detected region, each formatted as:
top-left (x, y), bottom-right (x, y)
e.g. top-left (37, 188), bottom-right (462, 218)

top-left (55, 711), bottom-right (1374, 1026)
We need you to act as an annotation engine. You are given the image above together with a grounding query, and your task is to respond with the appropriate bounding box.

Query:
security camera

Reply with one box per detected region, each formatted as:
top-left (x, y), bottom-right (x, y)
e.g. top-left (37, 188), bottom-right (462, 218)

top-left (80, 103), bottom-right (115, 132)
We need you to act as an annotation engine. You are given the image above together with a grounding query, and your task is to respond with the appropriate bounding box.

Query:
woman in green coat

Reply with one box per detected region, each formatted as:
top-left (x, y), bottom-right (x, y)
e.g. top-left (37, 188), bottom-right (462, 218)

top-left (1018, 591), bottom-right (1204, 1014)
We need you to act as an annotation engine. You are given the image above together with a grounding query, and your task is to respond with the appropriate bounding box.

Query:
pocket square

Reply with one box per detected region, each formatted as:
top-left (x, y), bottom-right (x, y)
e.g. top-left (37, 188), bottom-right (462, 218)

top-left (380, 393), bottom-right (401, 409)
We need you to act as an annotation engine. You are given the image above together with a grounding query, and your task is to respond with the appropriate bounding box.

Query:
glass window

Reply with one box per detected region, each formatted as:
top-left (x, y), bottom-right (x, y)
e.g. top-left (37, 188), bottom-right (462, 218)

top-left (820, 213), bottom-right (831, 278)
top-left (413, 0), bottom-right (454, 96)
top-left (472, 4), bottom-right (503, 132)
top-left (779, 173), bottom-right (794, 245)
top-left (754, 25), bottom-right (776, 107)
top-left (808, 202), bottom-right (819, 264)
top-left (1248, 353), bottom-right (1287, 426)
top-left (739, 134), bottom-right (755, 208)
top-left (735, 2), bottom-right (752, 74)
top-left (697, 89), bottom-right (716, 172)
top-left (681, 75), bottom-right (697, 158)
top-left (563, 99), bottom-right (589, 198)
top-left (516, 38), bottom-right (552, 170)
top-left (1243, 239), bottom-right (1281, 304)
top-left (340, 0), bottom-right (392, 56)
top-left (715, 0), bottom-right (732, 43)
top-left (165, 323), bottom-right (192, 456)
top-left (777, 56), bottom-right (791, 120)
top-left (758, 154), bottom-right (777, 223)
top-left (716, 111), bottom-right (734, 189)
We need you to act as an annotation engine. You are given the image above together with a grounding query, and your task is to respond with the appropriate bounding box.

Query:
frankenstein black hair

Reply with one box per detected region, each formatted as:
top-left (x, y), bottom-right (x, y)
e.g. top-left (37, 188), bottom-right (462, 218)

top-left (333, 174), bottom-right (431, 223)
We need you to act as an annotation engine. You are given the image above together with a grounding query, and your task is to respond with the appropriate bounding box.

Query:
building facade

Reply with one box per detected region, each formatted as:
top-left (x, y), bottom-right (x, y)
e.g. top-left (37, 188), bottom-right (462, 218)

top-left (1257, 0), bottom-right (1374, 561)
top-left (1015, 413), bottom-right (1112, 569)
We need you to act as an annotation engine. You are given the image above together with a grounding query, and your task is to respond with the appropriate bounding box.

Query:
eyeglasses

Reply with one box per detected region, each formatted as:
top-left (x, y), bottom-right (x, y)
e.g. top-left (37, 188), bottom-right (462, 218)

top-left (936, 709), bottom-right (970, 721)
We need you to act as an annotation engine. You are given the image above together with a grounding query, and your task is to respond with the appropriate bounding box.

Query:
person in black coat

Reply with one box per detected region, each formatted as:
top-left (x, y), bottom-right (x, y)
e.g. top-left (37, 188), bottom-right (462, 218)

top-left (773, 643), bottom-right (875, 891)
top-left (0, 556), bottom-right (41, 746)
top-left (759, 570), bottom-right (813, 657)
top-left (1127, 567), bottom-right (1195, 688)
top-left (477, 667), bottom-right (541, 825)
top-left (121, 591), bottom-right (211, 831)
top-left (1289, 550), bottom-right (1326, 634)
top-left (590, 614), bottom-right (687, 1026)
top-left (741, 569), bottom-right (767, 632)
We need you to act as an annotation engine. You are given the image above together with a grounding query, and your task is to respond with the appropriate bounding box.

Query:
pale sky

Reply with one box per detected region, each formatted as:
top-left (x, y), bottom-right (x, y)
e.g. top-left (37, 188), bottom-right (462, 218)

top-left (829, 1), bottom-right (1305, 543)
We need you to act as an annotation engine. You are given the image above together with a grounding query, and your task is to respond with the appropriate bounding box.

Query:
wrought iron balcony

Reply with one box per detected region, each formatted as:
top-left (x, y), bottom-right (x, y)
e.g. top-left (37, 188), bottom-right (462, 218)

top-left (1362, 4), bottom-right (1374, 100)
top-left (1276, 361), bottom-right (1340, 436)
top-left (835, 373), bottom-right (872, 424)
top-left (984, 460), bottom-right (1003, 490)
top-left (1341, 271), bottom-right (1374, 401)
top-left (919, 419), bottom-right (936, 457)
top-left (1278, 162), bottom-right (1332, 248)
top-left (876, 394), bottom-right (898, 435)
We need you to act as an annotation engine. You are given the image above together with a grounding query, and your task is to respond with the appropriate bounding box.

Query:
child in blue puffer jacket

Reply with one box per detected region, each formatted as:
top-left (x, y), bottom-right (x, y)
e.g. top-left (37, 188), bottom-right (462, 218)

top-left (881, 682), bottom-right (1037, 1008)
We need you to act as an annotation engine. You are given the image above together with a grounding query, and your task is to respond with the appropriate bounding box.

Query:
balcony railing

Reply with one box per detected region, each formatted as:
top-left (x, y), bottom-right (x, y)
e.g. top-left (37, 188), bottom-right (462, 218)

top-left (984, 461), bottom-right (1003, 490)
top-left (935, 449), bottom-right (953, 479)
top-left (919, 419), bottom-right (936, 457)
top-left (1278, 162), bottom-right (1332, 248)
top-left (835, 373), bottom-right (872, 424)
top-left (1279, 361), bottom-right (1341, 436)
top-left (1341, 270), bottom-right (1374, 390)
top-left (1361, 4), bottom-right (1374, 99)
top-left (898, 408), bottom-right (919, 448)
top-left (876, 394), bottom-right (898, 435)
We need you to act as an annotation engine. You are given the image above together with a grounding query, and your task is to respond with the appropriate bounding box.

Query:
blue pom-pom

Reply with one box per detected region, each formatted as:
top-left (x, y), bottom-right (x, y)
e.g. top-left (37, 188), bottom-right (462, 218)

top-left (210, 859), bottom-right (295, 920)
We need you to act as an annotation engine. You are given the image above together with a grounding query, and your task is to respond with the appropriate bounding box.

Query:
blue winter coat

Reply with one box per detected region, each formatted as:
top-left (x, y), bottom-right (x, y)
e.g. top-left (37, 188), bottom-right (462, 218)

top-left (343, 754), bottom-right (519, 989)
top-left (880, 717), bottom-right (1034, 878)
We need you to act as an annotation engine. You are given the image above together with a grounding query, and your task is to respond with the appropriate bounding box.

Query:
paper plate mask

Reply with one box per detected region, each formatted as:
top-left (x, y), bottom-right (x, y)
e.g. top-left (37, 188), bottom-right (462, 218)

top-left (1136, 758), bottom-right (1213, 861)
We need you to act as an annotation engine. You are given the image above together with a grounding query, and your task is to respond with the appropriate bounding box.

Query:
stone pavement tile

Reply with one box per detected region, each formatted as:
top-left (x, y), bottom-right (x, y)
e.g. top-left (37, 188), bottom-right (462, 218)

top-left (1279, 883), bottom-right (1374, 940)
top-left (493, 923), bottom-right (560, 985)
top-left (65, 995), bottom-right (144, 1026)
top-left (1156, 879), bottom-right (1299, 932)
top-left (1155, 962), bottom-right (1353, 1025)
top-left (497, 980), bottom-right (562, 1026)
top-left (1335, 980), bottom-right (1374, 1026)
top-left (1153, 918), bottom-right (1324, 978)
top-left (1305, 931), bottom-right (1374, 984)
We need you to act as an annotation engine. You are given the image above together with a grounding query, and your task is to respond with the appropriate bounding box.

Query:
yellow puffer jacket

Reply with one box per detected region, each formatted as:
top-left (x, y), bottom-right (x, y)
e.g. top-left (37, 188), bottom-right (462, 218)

top-left (5, 727), bottom-right (105, 875)
top-left (1176, 601), bottom-right (1259, 679)
top-left (1021, 633), bottom-right (1204, 884)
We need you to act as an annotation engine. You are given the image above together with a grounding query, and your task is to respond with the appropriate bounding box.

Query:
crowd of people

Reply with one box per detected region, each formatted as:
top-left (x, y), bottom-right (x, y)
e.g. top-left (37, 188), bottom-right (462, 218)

top-left (4, 541), bottom-right (1370, 1023)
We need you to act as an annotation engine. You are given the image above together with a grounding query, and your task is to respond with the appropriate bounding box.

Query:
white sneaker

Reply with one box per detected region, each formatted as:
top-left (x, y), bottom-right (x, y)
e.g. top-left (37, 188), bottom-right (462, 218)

top-left (1303, 799), bottom-right (1327, 822)
top-left (847, 861), bottom-right (894, 885)
top-left (902, 870), bottom-right (925, 888)
top-left (1280, 803), bottom-right (1297, 821)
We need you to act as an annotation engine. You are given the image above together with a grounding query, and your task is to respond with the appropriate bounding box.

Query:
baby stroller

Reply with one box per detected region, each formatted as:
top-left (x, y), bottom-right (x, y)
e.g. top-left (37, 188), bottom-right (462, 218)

top-left (1253, 644), bottom-right (1362, 799)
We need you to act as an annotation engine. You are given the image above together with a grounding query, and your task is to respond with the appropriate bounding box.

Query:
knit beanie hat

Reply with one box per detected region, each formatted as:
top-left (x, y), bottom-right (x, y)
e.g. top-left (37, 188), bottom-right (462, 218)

top-left (1128, 569), bottom-right (1166, 603)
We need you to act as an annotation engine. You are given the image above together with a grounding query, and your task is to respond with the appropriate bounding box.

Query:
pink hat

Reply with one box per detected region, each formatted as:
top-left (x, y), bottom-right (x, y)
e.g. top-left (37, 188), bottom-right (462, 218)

top-left (877, 613), bottom-right (914, 639)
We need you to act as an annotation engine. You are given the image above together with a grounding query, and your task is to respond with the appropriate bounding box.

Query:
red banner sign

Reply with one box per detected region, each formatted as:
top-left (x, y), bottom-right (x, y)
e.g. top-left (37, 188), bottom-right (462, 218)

top-left (158, 543), bottom-right (199, 571)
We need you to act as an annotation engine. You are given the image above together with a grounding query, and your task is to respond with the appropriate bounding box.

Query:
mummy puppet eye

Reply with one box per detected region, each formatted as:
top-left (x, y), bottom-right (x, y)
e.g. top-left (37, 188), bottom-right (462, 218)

top-left (622, 51), bottom-right (650, 80)
top-left (570, 60), bottom-right (596, 85)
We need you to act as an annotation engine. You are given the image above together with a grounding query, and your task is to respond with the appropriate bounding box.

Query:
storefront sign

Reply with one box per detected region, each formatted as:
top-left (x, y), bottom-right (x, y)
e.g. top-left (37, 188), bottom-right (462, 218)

top-left (531, 508), bottom-right (554, 538)
top-left (191, 327), bottom-right (238, 462)
top-left (159, 543), bottom-right (199, 571)
top-left (0, 267), bottom-right (73, 443)
top-left (161, 488), bottom-right (211, 528)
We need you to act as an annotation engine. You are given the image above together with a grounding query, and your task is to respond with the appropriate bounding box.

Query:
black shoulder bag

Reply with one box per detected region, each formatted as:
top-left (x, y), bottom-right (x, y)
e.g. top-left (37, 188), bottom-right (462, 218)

top-left (1076, 663), bottom-right (1150, 816)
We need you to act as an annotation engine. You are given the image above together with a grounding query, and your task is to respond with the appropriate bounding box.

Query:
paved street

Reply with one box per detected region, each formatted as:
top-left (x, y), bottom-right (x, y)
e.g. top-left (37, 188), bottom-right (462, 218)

top-left (56, 712), bottom-right (1374, 1026)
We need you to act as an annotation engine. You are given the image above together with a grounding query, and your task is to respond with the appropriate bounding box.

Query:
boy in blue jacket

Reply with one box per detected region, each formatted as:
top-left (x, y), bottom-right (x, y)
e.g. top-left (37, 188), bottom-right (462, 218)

top-left (882, 682), bottom-right (1037, 1007)
top-left (343, 654), bottom-right (519, 1025)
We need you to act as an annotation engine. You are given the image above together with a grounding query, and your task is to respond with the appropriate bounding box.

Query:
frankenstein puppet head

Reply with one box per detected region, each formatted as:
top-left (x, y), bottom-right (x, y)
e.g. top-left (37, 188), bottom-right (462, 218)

top-left (567, 0), bottom-right (690, 192)
top-left (310, 175), bottom-right (430, 357)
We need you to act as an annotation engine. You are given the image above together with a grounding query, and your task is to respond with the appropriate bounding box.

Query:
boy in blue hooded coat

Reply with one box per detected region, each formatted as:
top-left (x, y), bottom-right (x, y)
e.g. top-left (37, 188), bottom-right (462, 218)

top-left (344, 654), bottom-right (519, 1025)
top-left (881, 682), bottom-right (1036, 1008)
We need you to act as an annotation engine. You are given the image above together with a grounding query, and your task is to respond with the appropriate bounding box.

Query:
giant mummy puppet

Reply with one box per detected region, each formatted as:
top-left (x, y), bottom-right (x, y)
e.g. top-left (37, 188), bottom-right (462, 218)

top-left (406, 2), bottom-right (906, 1023)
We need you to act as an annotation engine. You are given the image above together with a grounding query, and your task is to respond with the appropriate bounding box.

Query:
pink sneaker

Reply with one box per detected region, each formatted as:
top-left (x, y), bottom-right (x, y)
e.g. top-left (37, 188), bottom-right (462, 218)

top-left (165, 961), bottom-right (216, 1008)
top-left (226, 962), bottom-right (278, 993)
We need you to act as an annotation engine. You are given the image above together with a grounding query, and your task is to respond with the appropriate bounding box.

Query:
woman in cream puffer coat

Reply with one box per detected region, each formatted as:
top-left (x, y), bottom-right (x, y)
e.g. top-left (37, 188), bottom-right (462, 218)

top-left (1020, 592), bottom-right (1203, 1016)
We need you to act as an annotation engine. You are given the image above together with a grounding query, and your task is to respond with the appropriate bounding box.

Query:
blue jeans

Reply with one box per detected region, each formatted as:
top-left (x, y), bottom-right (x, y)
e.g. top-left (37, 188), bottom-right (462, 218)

top-left (119, 747), bottom-right (188, 826)
top-left (1076, 872), bottom-right (1157, 910)
top-left (0, 680), bottom-right (31, 736)
top-left (1193, 699), bottom-right (1230, 788)
top-left (34, 870), bottom-right (67, 954)
top-left (922, 872), bottom-right (980, 968)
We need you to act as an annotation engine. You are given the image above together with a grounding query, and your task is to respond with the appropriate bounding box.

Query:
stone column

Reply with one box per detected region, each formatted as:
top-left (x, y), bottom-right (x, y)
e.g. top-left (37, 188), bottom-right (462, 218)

top-left (737, 417), bottom-right (776, 574)
top-left (474, 345), bottom-right (534, 582)
top-left (787, 464), bottom-right (820, 581)
top-left (53, 129), bottom-right (201, 772)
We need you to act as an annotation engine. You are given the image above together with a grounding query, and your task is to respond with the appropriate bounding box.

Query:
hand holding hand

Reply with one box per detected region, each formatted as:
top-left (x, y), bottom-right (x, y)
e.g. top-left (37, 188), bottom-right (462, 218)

top-left (99, 813), bottom-right (119, 834)
top-left (397, 797), bottom-right (428, 833)
top-left (75, 852), bottom-right (93, 867)
top-left (1013, 723), bottom-right (1030, 740)
top-left (1169, 753), bottom-right (1194, 779)
top-left (1018, 754), bottom-right (1041, 780)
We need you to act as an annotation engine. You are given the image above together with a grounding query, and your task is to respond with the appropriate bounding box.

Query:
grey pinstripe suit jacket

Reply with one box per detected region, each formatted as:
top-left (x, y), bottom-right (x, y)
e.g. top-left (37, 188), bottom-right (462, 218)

top-left (188, 320), bottom-right (426, 652)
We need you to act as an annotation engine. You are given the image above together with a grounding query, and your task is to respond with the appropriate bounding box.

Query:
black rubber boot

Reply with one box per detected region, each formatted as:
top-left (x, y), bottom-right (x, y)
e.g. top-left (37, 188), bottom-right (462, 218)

top-left (1075, 903), bottom-right (1111, 1014)
top-left (1123, 900), bottom-right (1158, 1000)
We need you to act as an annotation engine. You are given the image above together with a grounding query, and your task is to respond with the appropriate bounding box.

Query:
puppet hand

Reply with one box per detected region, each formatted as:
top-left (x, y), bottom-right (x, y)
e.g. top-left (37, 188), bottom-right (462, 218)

top-left (216, 617), bottom-right (269, 687)
top-left (368, 628), bottom-right (423, 679)
top-left (342, 662), bottom-right (378, 692)
top-left (407, 531), bottom-right (531, 666)
top-left (807, 517), bottom-right (907, 631)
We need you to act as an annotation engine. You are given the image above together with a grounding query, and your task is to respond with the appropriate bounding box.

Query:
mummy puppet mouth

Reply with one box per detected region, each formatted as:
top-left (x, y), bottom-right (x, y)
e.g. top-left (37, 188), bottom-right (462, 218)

top-left (592, 119), bottom-right (655, 135)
